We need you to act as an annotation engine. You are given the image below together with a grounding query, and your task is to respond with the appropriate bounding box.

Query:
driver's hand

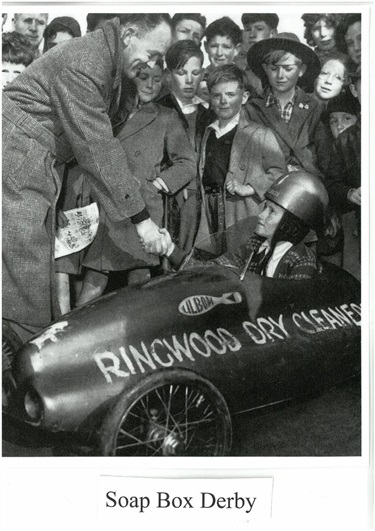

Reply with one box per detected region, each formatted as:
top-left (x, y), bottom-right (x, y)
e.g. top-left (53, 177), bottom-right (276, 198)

top-left (325, 212), bottom-right (339, 238)
top-left (136, 218), bottom-right (169, 255)
top-left (226, 180), bottom-right (254, 197)
top-left (158, 228), bottom-right (175, 256)
top-left (348, 187), bottom-right (361, 206)
top-left (57, 210), bottom-right (69, 228)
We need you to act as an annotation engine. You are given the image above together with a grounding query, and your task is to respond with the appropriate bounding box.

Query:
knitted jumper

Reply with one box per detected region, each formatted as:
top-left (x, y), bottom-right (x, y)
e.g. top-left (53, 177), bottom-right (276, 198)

top-left (169, 234), bottom-right (318, 280)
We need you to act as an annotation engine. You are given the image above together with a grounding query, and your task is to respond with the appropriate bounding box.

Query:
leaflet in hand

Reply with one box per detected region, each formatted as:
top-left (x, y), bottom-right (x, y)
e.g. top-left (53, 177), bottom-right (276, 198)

top-left (55, 203), bottom-right (99, 258)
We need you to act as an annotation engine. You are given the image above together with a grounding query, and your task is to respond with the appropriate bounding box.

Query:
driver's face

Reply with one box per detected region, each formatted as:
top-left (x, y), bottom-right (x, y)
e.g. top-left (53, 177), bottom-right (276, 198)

top-left (255, 200), bottom-right (284, 240)
top-left (121, 21), bottom-right (172, 78)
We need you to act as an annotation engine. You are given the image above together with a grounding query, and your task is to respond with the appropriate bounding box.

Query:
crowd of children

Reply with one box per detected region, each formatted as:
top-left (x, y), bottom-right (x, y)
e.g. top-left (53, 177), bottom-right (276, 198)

top-left (2, 11), bottom-right (362, 331)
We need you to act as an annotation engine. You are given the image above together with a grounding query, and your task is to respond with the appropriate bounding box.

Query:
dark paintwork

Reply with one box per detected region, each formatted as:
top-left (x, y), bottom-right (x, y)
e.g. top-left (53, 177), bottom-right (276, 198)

top-left (8, 263), bottom-right (361, 435)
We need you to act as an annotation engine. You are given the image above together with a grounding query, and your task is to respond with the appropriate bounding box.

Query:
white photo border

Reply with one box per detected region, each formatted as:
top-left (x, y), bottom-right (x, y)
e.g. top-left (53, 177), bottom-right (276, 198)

top-left (1, 1), bottom-right (374, 529)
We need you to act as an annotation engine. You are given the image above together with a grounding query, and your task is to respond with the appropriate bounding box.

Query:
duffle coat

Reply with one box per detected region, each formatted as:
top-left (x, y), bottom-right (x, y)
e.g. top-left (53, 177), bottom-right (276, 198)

top-left (195, 110), bottom-right (287, 254)
top-left (2, 19), bottom-right (147, 327)
top-left (83, 102), bottom-right (196, 271)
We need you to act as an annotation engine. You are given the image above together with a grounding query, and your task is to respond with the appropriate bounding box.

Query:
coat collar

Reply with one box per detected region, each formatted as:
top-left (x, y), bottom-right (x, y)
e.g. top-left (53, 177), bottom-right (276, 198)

top-left (101, 18), bottom-right (124, 119)
top-left (102, 17), bottom-right (123, 90)
top-left (250, 88), bottom-right (321, 151)
top-left (158, 92), bottom-right (210, 129)
top-left (227, 109), bottom-right (261, 176)
top-left (115, 102), bottom-right (159, 140)
top-left (199, 108), bottom-right (260, 177)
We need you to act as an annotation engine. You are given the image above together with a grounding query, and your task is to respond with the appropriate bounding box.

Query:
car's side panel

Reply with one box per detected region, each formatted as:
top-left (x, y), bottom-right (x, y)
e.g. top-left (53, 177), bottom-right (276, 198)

top-left (12, 265), bottom-right (361, 432)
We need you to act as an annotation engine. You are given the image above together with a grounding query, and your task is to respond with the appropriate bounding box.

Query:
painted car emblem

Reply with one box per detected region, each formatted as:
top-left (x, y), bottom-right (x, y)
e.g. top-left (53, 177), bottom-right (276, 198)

top-left (30, 321), bottom-right (69, 351)
top-left (178, 292), bottom-right (242, 316)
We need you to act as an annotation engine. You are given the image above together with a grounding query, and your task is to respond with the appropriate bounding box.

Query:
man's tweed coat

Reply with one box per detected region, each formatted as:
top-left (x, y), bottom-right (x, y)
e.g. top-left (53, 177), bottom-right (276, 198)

top-left (2, 19), bottom-right (147, 327)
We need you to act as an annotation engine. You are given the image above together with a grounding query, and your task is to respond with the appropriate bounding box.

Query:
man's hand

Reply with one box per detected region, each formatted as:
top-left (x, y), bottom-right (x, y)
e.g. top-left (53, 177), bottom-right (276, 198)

top-left (348, 187), bottom-right (361, 206)
top-left (324, 211), bottom-right (340, 238)
top-left (151, 177), bottom-right (169, 193)
top-left (135, 218), bottom-right (170, 255)
top-left (226, 180), bottom-right (254, 197)
top-left (57, 210), bottom-right (69, 228)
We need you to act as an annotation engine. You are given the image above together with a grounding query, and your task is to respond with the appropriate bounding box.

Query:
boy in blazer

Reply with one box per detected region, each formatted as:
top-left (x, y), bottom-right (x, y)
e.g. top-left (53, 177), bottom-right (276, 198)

top-left (194, 64), bottom-right (286, 256)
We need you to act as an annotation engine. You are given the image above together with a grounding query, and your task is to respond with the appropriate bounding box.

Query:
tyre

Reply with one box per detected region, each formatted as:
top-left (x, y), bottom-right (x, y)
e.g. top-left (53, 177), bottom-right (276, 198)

top-left (100, 368), bottom-right (232, 456)
top-left (2, 322), bottom-right (22, 411)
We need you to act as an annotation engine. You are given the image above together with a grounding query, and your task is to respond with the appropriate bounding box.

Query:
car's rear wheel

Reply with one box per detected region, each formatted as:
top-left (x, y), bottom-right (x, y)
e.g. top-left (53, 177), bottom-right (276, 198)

top-left (100, 369), bottom-right (232, 456)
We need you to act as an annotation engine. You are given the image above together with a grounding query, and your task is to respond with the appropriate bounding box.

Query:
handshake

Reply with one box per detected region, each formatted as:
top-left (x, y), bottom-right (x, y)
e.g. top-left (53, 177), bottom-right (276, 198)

top-left (136, 218), bottom-right (174, 256)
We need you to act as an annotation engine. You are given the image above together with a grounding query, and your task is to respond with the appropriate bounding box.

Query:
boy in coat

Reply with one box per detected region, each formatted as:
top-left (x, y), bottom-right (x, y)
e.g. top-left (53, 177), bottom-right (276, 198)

top-left (76, 60), bottom-right (196, 305)
top-left (158, 40), bottom-right (214, 252)
top-left (325, 66), bottom-right (361, 278)
top-left (194, 64), bottom-right (286, 257)
top-left (246, 33), bottom-right (323, 176)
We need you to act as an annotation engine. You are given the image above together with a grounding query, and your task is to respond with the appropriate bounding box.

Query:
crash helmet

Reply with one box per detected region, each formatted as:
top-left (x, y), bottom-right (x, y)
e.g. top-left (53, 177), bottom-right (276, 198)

top-left (265, 171), bottom-right (329, 230)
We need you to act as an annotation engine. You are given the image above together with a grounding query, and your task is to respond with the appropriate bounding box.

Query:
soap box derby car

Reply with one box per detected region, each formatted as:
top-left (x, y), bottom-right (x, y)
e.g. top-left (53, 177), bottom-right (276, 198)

top-left (3, 259), bottom-right (361, 457)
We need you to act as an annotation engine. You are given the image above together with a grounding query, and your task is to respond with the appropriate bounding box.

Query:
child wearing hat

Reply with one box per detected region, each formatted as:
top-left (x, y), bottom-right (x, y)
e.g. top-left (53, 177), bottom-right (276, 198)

top-left (246, 33), bottom-right (324, 176)
top-left (325, 66), bottom-right (361, 278)
top-left (326, 66), bottom-right (361, 211)
top-left (158, 171), bottom-right (328, 281)
top-left (314, 90), bottom-right (360, 266)
top-left (325, 91), bottom-right (359, 139)
top-left (315, 85), bottom-right (360, 173)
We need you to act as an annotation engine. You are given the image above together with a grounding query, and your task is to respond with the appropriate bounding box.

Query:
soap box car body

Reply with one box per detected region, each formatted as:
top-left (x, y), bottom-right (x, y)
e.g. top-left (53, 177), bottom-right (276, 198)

top-left (4, 263), bottom-right (361, 456)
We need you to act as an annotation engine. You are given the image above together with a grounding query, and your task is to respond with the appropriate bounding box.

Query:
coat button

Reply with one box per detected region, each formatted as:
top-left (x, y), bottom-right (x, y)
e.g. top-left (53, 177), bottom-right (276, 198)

top-left (134, 151), bottom-right (141, 157)
top-left (239, 163), bottom-right (246, 171)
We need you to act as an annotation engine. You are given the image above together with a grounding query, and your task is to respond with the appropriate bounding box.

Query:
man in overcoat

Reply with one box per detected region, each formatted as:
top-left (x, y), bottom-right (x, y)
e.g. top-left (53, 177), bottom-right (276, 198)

top-left (2, 14), bottom-right (172, 339)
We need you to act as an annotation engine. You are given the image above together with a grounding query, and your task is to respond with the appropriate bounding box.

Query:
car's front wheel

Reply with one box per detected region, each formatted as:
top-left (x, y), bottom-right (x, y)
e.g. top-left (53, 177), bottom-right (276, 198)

top-left (100, 369), bottom-right (232, 457)
top-left (2, 322), bottom-right (22, 412)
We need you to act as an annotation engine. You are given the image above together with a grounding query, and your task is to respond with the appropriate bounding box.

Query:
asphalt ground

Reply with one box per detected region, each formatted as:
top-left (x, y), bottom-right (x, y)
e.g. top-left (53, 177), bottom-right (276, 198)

top-left (2, 375), bottom-right (361, 457)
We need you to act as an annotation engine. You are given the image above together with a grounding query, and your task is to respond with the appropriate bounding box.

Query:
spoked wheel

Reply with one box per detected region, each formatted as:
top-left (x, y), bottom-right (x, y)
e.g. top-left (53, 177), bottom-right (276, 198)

top-left (2, 322), bottom-right (22, 412)
top-left (100, 369), bottom-right (232, 457)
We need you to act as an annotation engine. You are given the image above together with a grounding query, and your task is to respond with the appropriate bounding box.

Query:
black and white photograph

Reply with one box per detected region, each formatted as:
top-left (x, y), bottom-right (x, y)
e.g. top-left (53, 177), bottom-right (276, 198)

top-left (1, 1), bottom-right (373, 530)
